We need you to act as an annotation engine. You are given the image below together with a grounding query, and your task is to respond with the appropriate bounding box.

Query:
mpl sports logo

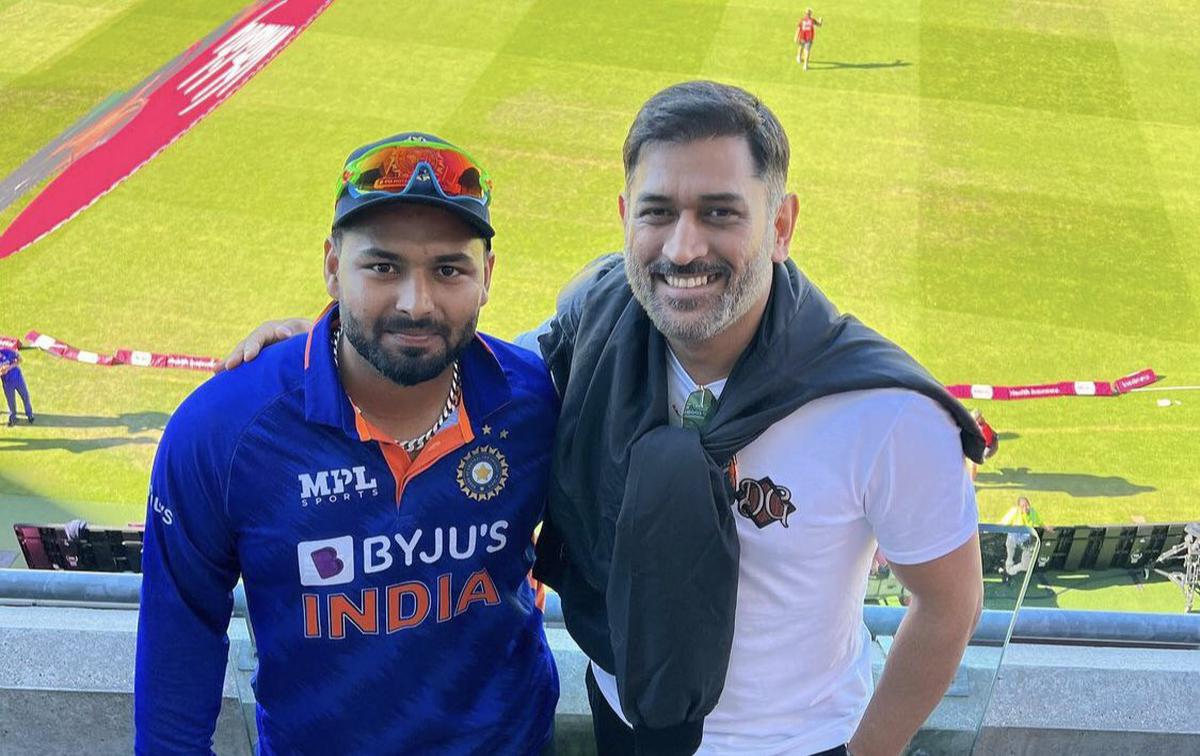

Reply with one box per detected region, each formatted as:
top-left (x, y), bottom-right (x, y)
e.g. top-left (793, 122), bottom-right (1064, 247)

top-left (298, 466), bottom-right (378, 506)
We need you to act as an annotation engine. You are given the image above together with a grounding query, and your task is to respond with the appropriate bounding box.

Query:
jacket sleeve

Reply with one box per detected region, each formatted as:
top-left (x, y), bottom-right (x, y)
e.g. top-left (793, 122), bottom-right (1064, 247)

top-left (532, 254), bottom-right (622, 585)
top-left (134, 404), bottom-right (240, 755)
top-left (536, 253), bottom-right (623, 391)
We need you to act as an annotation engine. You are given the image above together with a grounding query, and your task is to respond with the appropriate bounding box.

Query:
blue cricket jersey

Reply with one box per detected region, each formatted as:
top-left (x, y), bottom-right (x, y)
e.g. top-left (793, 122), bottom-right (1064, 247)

top-left (135, 305), bottom-right (559, 755)
top-left (0, 348), bottom-right (23, 387)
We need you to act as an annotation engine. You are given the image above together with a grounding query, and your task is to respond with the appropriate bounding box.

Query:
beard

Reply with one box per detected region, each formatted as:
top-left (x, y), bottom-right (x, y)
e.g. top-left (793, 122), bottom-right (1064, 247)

top-left (341, 308), bottom-right (477, 387)
top-left (626, 236), bottom-right (775, 343)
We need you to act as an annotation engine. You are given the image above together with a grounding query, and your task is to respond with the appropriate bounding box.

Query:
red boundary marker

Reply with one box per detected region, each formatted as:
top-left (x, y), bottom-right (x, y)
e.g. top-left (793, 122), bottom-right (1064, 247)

top-left (0, 0), bottom-right (335, 260)
top-left (8, 329), bottom-right (1169, 390)
top-left (946, 369), bottom-right (1158, 400)
top-left (113, 349), bottom-right (220, 372)
top-left (24, 330), bottom-right (115, 366)
top-left (21, 330), bottom-right (220, 372)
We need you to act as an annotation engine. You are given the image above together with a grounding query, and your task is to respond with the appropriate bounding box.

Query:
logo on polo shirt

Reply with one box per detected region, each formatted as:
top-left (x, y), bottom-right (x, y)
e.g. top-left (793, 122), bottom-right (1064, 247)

top-left (298, 466), bottom-right (379, 506)
top-left (735, 477), bottom-right (796, 529)
top-left (298, 536), bottom-right (356, 586)
top-left (457, 445), bottom-right (509, 501)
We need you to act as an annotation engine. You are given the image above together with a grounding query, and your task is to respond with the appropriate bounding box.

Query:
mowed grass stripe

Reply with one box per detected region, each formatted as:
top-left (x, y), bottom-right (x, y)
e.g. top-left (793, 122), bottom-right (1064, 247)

top-left (919, 1), bottom-right (1139, 120)
top-left (0, 0), bottom-right (135, 78)
top-left (312, 0), bottom-right (537, 51)
top-left (0, 3), bottom-right (1195, 608)
top-left (914, 5), bottom-right (1194, 359)
top-left (1100, 0), bottom-right (1200, 129)
top-left (1104, 3), bottom-right (1200, 323)
top-left (0, 0), bottom-right (248, 186)
top-left (915, 182), bottom-right (1188, 339)
top-left (499, 0), bottom-right (728, 75)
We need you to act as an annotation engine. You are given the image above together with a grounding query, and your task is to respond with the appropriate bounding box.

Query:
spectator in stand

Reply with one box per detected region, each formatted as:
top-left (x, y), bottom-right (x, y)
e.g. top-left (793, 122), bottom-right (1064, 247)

top-left (0, 347), bottom-right (35, 426)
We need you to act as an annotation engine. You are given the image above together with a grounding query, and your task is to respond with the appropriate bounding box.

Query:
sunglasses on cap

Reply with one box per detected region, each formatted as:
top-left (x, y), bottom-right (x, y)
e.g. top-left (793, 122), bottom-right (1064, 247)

top-left (335, 138), bottom-right (494, 206)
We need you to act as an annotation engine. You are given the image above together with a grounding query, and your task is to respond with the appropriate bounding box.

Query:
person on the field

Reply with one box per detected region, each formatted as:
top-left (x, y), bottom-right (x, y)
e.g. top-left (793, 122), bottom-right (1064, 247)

top-left (796, 8), bottom-right (824, 70)
top-left (999, 496), bottom-right (1041, 530)
top-left (1000, 495), bottom-right (1042, 578)
top-left (0, 347), bottom-right (35, 426)
top-left (135, 134), bottom-right (558, 755)
top-left (968, 408), bottom-right (999, 480)
top-left (227, 82), bottom-right (986, 756)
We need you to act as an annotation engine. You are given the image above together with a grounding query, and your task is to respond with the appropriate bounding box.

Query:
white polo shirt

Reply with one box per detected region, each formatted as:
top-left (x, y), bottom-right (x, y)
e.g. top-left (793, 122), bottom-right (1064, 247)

top-left (591, 349), bottom-right (979, 755)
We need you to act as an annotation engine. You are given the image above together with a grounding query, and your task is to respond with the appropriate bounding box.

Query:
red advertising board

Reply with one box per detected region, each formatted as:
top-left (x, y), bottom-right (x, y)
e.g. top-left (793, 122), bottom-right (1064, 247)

top-left (0, 0), bottom-right (333, 259)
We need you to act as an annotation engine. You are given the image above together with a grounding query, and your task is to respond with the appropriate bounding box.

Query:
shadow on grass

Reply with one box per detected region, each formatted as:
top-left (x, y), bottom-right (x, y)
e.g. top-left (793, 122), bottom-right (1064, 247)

top-left (0, 436), bottom-right (156, 454)
top-left (806, 59), bottom-right (911, 71)
top-left (975, 466), bottom-right (1156, 498)
top-left (19, 412), bottom-right (168, 433)
top-left (1039, 568), bottom-right (1146, 593)
top-left (983, 573), bottom-right (1059, 611)
top-left (1028, 569), bottom-right (1182, 612)
top-left (985, 567), bottom-right (1176, 612)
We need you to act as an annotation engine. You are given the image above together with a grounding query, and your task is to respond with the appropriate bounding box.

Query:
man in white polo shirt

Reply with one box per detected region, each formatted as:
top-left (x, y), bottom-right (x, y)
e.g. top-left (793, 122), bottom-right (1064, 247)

top-left (533, 81), bottom-right (984, 756)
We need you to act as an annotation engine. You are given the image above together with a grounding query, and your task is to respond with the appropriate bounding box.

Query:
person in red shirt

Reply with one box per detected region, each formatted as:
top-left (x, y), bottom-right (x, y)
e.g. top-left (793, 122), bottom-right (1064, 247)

top-left (795, 8), bottom-right (824, 71)
top-left (968, 408), bottom-right (999, 481)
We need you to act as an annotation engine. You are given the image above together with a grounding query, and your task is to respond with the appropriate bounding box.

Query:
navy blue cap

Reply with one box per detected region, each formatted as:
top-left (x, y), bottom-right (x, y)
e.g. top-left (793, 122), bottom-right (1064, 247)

top-left (332, 132), bottom-right (494, 245)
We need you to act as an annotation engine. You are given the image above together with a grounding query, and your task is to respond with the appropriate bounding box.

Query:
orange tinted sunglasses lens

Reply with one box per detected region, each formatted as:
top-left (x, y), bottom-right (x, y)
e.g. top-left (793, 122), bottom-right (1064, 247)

top-left (346, 144), bottom-right (491, 201)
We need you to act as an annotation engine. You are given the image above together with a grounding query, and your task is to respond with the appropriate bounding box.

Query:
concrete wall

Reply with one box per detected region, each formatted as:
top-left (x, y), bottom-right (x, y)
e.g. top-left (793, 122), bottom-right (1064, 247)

top-left (1, 604), bottom-right (1198, 755)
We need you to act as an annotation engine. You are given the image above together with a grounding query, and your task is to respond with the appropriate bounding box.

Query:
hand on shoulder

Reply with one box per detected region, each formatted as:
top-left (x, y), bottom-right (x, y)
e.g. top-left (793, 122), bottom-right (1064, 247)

top-left (219, 318), bottom-right (313, 372)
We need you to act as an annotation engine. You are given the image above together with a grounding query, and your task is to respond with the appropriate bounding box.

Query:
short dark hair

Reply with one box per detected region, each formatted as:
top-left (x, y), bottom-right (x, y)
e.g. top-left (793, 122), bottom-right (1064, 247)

top-left (329, 206), bottom-right (491, 253)
top-left (622, 80), bottom-right (790, 203)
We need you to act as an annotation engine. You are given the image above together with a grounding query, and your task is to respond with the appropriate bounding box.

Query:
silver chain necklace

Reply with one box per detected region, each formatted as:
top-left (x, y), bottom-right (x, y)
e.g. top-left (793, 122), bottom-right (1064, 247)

top-left (332, 324), bottom-right (461, 453)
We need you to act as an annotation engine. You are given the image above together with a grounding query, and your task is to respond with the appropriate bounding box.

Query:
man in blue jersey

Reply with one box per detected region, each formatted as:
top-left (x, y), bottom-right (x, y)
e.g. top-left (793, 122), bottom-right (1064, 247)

top-left (135, 134), bottom-right (559, 755)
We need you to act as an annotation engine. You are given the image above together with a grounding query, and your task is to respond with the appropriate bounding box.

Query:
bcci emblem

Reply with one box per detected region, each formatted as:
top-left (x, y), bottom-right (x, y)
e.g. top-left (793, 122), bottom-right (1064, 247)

top-left (457, 445), bottom-right (510, 502)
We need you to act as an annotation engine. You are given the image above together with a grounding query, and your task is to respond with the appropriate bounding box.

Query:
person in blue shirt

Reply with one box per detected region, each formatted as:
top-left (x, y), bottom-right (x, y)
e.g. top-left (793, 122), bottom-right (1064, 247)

top-left (0, 347), bottom-right (34, 426)
top-left (134, 134), bottom-right (559, 755)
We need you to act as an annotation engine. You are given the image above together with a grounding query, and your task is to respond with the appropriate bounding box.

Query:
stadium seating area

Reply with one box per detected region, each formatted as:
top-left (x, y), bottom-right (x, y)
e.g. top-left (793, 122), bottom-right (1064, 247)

top-left (14, 523), bottom-right (144, 572)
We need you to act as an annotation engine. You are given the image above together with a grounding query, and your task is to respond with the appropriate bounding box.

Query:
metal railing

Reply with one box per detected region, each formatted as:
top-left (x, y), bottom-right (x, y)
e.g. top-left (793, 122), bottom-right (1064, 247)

top-left (3, 569), bottom-right (1198, 649)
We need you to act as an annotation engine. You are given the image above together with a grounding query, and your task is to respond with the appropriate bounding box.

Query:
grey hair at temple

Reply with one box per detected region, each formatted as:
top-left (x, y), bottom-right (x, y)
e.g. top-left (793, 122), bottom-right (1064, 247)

top-left (621, 80), bottom-right (790, 206)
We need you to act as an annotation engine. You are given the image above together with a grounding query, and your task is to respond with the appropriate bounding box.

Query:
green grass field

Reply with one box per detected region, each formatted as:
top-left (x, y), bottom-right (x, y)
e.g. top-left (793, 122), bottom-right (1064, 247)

top-left (987, 569), bottom-right (1186, 613)
top-left (1, 1), bottom-right (1197, 611)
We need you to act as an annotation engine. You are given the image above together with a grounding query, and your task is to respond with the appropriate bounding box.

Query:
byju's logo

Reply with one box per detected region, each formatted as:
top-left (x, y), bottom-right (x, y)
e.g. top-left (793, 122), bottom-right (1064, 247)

top-left (297, 536), bottom-right (355, 586)
top-left (298, 466), bottom-right (378, 506)
top-left (147, 491), bottom-right (174, 526)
